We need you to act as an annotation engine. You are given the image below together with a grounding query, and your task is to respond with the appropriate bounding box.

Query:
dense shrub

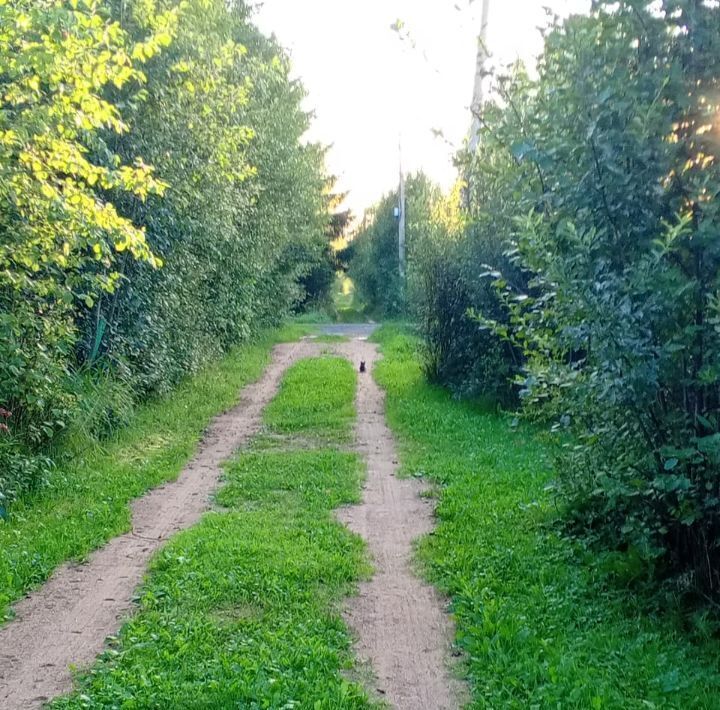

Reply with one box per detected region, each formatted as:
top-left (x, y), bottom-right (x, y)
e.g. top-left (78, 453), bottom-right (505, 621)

top-left (461, 0), bottom-right (720, 595)
top-left (351, 174), bottom-right (521, 402)
top-left (0, 0), bottom-right (171, 500)
top-left (414, 237), bottom-right (520, 404)
top-left (349, 174), bottom-right (441, 318)
top-left (0, 0), bottom-right (330, 500)
top-left (349, 193), bottom-right (406, 317)
top-left (494, 0), bottom-right (720, 595)
top-left (353, 0), bottom-right (720, 596)
top-left (296, 207), bottom-right (352, 311)
top-left (84, 0), bottom-right (329, 393)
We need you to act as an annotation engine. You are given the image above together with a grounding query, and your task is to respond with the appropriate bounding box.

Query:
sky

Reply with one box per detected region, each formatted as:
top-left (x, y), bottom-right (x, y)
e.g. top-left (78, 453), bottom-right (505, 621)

top-left (254, 0), bottom-right (589, 216)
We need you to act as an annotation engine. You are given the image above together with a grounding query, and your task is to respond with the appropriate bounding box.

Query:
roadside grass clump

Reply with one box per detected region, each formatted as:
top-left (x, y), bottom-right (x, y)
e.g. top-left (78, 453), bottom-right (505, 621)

top-left (52, 352), bottom-right (374, 708)
top-left (0, 325), bottom-right (310, 621)
top-left (291, 309), bottom-right (335, 324)
top-left (263, 356), bottom-right (356, 445)
top-left (372, 324), bottom-right (720, 709)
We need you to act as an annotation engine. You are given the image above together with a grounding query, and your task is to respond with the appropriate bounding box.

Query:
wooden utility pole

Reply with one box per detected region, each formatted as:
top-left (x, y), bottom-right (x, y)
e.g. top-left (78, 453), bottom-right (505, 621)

top-left (469, 0), bottom-right (491, 153)
top-left (398, 140), bottom-right (406, 284)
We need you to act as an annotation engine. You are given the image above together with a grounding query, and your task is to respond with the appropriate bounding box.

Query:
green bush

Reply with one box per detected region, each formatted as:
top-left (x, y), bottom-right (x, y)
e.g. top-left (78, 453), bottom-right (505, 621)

top-left (350, 174), bottom-right (521, 403)
top-left (475, 1), bottom-right (720, 595)
top-left (0, 0), bottom-right (169, 496)
top-left (357, 1), bottom-right (720, 597)
top-left (349, 173), bottom-right (441, 317)
top-left (0, 0), bottom-right (330, 501)
top-left (412, 228), bottom-right (521, 404)
top-left (87, 0), bottom-right (328, 394)
top-left (349, 192), bottom-right (406, 317)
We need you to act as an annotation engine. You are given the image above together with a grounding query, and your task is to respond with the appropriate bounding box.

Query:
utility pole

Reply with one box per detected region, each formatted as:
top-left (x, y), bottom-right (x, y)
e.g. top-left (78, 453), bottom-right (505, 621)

top-left (398, 140), bottom-right (406, 285)
top-left (469, 0), bottom-right (491, 153)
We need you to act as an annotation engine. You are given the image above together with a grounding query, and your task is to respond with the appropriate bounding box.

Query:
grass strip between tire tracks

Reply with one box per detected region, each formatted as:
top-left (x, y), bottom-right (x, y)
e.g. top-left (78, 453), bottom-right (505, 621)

top-left (52, 354), bottom-right (377, 708)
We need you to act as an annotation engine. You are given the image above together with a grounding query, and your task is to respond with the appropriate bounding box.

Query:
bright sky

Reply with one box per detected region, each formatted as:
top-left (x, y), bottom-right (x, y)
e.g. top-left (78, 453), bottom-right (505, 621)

top-left (254, 0), bottom-right (589, 215)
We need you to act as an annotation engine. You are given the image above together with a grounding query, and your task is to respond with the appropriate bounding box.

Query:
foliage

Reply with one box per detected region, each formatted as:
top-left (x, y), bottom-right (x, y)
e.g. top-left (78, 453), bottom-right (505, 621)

top-left (353, 1), bottom-right (720, 594)
top-left (373, 325), bottom-right (720, 708)
top-left (412, 180), bottom-right (522, 403)
top-left (297, 205), bottom-right (353, 310)
top-left (474, 0), bottom-right (720, 594)
top-left (0, 0), bottom-right (171, 497)
top-left (52, 352), bottom-right (372, 708)
top-left (349, 173), bottom-right (438, 318)
top-left (349, 193), bottom-right (404, 316)
top-left (86, 0), bottom-right (328, 392)
top-left (65, 360), bottom-right (136, 443)
top-left (0, 0), bottom-right (330, 500)
top-left (349, 172), bottom-right (520, 401)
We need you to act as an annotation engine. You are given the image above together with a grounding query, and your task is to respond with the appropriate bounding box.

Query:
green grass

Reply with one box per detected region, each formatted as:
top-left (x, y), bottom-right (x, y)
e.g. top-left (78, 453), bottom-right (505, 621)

top-left (334, 276), bottom-right (356, 311)
top-left (372, 324), bottom-right (720, 709)
top-left (312, 334), bottom-right (350, 343)
top-left (263, 356), bottom-right (356, 445)
top-left (51, 452), bottom-right (370, 709)
top-left (0, 324), bottom-right (310, 622)
top-left (52, 353), bottom-right (374, 708)
top-left (290, 309), bottom-right (334, 324)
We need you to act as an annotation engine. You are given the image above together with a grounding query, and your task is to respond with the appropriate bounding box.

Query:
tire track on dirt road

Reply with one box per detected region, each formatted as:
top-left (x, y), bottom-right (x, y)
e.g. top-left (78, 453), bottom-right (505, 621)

top-left (334, 338), bottom-right (463, 710)
top-left (0, 340), bottom-right (315, 709)
top-left (0, 329), bottom-right (462, 709)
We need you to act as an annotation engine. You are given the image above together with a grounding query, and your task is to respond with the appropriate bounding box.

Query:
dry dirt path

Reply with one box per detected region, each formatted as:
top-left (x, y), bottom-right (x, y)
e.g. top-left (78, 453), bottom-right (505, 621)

top-left (0, 341), bottom-right (310, 709)
top-left (333, 337), bottom-right (462, 710)
top-left (0, 328), bottom-right (461, 709)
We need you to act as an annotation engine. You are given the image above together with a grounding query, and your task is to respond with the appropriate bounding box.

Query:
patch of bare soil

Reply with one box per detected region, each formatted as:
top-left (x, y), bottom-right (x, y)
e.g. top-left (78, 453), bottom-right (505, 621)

top-left (0, 341), bottom-right (314, 709)
top-left (334, 339), bottom-right (463, 710)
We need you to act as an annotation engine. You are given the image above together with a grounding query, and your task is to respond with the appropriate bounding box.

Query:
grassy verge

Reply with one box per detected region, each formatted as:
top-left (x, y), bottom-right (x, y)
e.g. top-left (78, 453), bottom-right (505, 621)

top-left (372, 324), bottom-right (720, 709)
top-left (263, 355), bottom-right (356, 445)
top-left (0, 324), bottom-right (310, 621)
top-left (52, 355), bottom-right (375, 708)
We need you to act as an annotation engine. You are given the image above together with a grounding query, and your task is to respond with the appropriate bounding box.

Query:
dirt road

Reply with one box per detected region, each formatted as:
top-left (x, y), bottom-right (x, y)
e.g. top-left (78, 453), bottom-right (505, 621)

top-left (0, 328), bottom-right (461, 709)
top-left (335, 338), bottom-right (462, 709)
top-left (0, 341), bottom-right (307, 708)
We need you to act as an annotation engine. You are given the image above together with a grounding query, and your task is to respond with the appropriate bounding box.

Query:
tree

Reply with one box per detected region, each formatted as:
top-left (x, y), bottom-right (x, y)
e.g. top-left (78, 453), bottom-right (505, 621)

top-left (0, 0), bottom-right (171, 497)
top-left (469, 0), bottom-right (491, 153)
top-left (482, 0), bottom-right (720, 594)
top-left (0, 0), bottom-right (329, 501)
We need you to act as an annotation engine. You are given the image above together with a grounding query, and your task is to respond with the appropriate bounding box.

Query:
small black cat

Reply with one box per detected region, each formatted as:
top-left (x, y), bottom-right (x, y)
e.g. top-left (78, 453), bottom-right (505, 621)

top-left (359, 360), bottom-right (366, 373)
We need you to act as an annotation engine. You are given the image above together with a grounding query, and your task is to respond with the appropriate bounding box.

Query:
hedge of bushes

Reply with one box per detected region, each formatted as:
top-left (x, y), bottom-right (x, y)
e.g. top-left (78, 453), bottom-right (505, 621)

top-left (0, 0), bottom-right (332, 502)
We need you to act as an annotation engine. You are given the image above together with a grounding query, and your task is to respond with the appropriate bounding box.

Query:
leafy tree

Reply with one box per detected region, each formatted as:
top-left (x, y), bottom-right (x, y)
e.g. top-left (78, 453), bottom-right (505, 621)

top-left (0, 0), bottom-right (172, 497)
top-left (471, 0), bottom-right (720, 594)
top-left (0, 0), bottom-right (329, 501)
top-left (364, 0), bottom-right (720, 596)
top-left (350, 173), bottom-right (438, 318)
top-left (81, 0), bottom-right (328, 392)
